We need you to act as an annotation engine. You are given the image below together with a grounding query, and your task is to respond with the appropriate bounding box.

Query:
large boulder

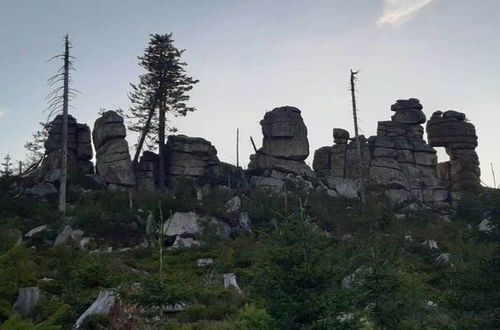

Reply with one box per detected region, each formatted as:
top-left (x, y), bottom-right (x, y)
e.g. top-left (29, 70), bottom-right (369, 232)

top-left (93, 111), bottom-right (135, 188)
top-left (75, 290), bottom-right (116, 328)
top-left (165, 135), bottom-right (220, 178)
top-left (13, 287), bottom-right (42, 320)
top-left (248, 106), bottom-right (313, 177)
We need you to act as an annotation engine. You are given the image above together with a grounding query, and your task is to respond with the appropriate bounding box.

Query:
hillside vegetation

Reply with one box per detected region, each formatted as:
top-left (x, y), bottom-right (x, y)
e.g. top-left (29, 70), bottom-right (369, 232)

top-left (0, 176), bottom-right (498, 329)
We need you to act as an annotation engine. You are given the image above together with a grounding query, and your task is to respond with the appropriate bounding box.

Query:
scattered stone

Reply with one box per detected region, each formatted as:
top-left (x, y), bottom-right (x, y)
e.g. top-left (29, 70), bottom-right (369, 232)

top-left (13, 287), bottom-right (41, 320)
top-left (238, 212), bottom-right (253, 233)
top-left (341, 267), bottom-right (369, 289)
top-left (197, 258), bottom-right (214, 267)
top-left (478, 219), bottom-right (493, 233)
top-left (163, 212), bottom-right (199, 236)
top-left (223, 273), bottom-right (242, 294)
top-left (25, 225), bottom-right (48, 238)
top-left (53, 225), bottom-right (73, 246)
top-left (422, 239), bottom-right (439, 251)
top-left (75, 290), bottom-right (116, 328)
top-left (225, 196), bottom-right (241, 213)
top-left (435, 253), bottom-right (452, 265)
top-left (172, 237), bottom-right (200, 248)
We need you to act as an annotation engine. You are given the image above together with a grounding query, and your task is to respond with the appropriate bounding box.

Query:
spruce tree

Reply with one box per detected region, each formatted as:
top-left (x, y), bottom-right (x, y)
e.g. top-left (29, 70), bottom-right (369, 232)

top-left (1, 154), bottom-right (13, 177)
top-left (128, 33), bottom-right (198, 190)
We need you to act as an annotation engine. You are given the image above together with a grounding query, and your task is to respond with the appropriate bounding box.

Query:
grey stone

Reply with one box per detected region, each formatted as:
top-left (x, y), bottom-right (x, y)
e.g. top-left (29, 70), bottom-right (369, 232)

top-left (163, 212), bottom-right (199, 236)
top-left (478, 219), bottom-right (493, 233)
top-left (223, 273), bottom-right (242, 294)
top-left (54, 225), bottom-right (73, 246)
top-left (75, 290), bottom-right (116, 328)
top-left (13, 287), bottom-right (41, 320)
top-left (225, 196), bottom-right (241, 213)
top-left (25, 225), bottom-right (48, 238)
top-left (324, 177), bottom-right (359, 199)
top-left (238, 212), bottom-right (253, 232)
top-left (197, 258), bottom-right (214, 267)
top-left (172, 237), bottom-right (200, 248)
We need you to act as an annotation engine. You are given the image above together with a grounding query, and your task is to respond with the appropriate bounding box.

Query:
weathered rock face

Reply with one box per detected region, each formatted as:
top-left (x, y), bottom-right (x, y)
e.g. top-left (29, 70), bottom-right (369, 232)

top-left (135, 135), bottom-right (221, 190)
top-left (248, 106), bottom-right (313, 177)
top-left (426, 110), bottom-right (480, 190)
top-left (313, 98), bottom-right (450, 206)
top-left (135, 151), bottom-right (157, 192)
top-left (165, 135), bottom-right (220, 179)
top-left (39, 115), bottom-right (94, 182)
top-left (93, 111), bottom-right (135, 188)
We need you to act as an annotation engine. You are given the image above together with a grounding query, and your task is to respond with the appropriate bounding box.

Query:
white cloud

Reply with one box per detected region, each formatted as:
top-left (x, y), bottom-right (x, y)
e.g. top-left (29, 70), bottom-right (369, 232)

top-left (0, 109), bottom-right (6, 120)
top-left (377, 0), bottom-right (435, 28)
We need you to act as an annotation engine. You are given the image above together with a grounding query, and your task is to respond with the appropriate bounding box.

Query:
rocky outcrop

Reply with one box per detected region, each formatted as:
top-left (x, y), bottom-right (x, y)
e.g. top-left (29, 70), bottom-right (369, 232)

top-left (93, 111), bottom-right (135, 188)
top-left (426, 110), bottom-right (480, 190)
top-left (248, 106), bottom-right (313, 177)
top-left (165, 135), bottom-right (220, 180)
top-left (313, 99), bottom-right (450, 206)
top-left (38, 115), bottom-right (94, 182)
top-left (136, 135), bottom-right (221, 190)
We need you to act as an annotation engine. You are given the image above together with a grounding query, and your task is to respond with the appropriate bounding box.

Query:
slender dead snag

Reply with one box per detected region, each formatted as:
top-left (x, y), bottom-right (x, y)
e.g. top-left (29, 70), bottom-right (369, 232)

top-left (236, 128), bottom-right (240, 168)
top-left (45, 35), bottom-right (77, 224)
top-left (350, 69), bottom-right (366, 200)
top-left (491, 163), bottom-right (497, 188)
top-left (59, 36), bottom-right (70, 222)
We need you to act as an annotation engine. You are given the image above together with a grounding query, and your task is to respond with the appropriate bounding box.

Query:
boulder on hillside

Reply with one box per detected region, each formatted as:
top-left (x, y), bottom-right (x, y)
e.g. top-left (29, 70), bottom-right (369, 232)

top-left (13, 287), bottom-right (42, 320)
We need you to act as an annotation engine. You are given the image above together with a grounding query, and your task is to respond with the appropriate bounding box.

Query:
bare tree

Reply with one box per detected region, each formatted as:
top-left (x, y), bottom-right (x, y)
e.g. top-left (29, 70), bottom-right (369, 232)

top-left (46, 35), bottom-right (77, 223)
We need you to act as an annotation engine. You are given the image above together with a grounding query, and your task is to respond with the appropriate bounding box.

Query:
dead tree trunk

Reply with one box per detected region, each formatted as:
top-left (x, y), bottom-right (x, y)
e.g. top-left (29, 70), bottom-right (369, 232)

top-left (58, 36), bottom-right (70, 222)
top-left (350, 69), bottom-right (366, 199)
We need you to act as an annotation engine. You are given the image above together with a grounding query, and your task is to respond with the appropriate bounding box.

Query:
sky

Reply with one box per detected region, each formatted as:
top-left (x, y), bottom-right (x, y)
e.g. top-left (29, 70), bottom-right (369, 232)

top-left (0, 0), bottom-right (499, 186)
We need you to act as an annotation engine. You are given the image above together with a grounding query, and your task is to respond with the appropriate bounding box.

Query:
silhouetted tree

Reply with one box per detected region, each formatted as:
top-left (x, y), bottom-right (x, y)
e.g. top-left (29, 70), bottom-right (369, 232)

top-left (23, 122), bottom-right (50, 171)
top-left (1, 154), bottom-right (14, 177)
top-left (128, 33), bottom-right (199, 190)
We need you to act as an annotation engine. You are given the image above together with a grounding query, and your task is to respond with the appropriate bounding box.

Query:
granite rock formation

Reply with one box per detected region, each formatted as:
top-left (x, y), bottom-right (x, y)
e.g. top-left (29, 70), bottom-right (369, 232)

top-left (165, 135), bottom-right (220, 179)
top-left (248, 106), bottom-right (314, 177)
top-left (313, 98), bottom-right (451, 206)
top-left (93, 111), bottom-right (135, 188)
top-left (426, 110), bottom-right (480, 190)
top-left (136, 135), bottom-right (221, 190)
top-left (38, 115), bottom-right (94, 182)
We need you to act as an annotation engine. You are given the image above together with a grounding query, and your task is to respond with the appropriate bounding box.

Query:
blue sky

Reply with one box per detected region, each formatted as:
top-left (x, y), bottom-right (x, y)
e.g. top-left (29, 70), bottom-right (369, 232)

top-left (1, 0), bottom-right (499, 185)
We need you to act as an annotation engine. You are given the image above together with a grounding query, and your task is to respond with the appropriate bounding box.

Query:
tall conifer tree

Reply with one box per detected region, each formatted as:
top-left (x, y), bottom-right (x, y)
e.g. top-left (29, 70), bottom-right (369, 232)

top-left (128, 33), bottom-right (198, 190)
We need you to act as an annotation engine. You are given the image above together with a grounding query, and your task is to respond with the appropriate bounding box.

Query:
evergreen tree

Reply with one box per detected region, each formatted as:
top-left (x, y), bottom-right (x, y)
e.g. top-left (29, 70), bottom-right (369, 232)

top-left (1, 154), bottom-right (13, 177)
top-left (23, 122), bottom-right (50, 170)
top-left (128, 33), bottom-right (199, 190)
